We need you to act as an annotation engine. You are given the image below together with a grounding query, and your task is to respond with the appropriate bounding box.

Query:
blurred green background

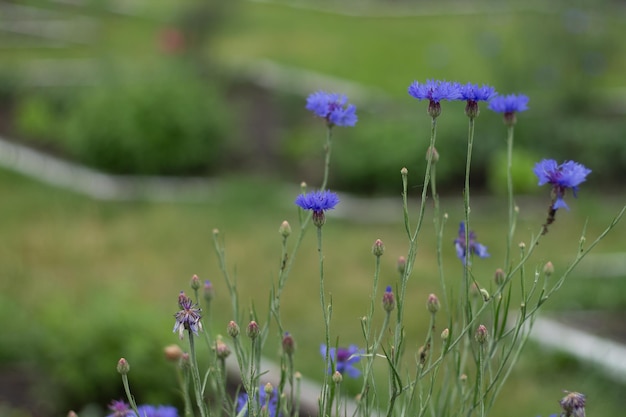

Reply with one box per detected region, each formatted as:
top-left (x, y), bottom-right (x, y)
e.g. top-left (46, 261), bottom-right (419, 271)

top-left (0, 0), bottom-right (625, 416)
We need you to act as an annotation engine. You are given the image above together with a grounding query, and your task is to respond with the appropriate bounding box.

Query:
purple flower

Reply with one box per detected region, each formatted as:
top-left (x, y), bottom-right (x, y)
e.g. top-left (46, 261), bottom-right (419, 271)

top-left (408, 80), bottom-right (461, 118)
top-left (173, 291), bottom-right (203, 340)
top-left (533, 159), bottom-right (591, 210)
top-left (458, 83), bottom-right (497, 102)
top-left (306, 91), bottom-right (357, 127)
top-left (236, 385), bottom-right (282, 417)
top-left (453, 222), bottom-right (489, 265)
top-left (487, 93), bottom-right (529, 114)
top-left (320, 344), bottom-right (363, 378)
top-left (295, 190), bottom-right (339, 213)
top-left (107, 402), bottom-right (179, 417)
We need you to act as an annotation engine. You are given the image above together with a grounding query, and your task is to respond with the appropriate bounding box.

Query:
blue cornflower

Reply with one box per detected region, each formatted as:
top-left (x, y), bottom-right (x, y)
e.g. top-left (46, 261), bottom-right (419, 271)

top-left (408, 79), bottom-right (461, 118)
top-left (173, 291), bottom-right (203, 340)
top-left (458, 82), bottom-right (497, 118)
top-left (320, 344), bottom-right (363, 378)
top-left (306, 91), bottom-right (357, 127)
top-left (533, 159), bottom-right (591, 211)
top-left (236, 385), bottom-right (282, 417)
top-left (295, 190), bottom-right (340, 227)
top-left (107, 401), bottom-right (179, 417)
top-left (453, 222), bottom-right (489, 265)
top-left (488, 93), bottom-right (529, 125)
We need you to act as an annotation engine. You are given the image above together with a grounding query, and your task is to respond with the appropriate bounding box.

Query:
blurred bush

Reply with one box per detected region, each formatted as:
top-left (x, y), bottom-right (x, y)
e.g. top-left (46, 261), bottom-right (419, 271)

top-left (61, 76), bottom-right (231, 175)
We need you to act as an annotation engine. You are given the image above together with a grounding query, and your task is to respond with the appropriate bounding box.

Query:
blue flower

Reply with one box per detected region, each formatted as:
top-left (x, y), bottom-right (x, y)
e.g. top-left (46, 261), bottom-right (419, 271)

top-left (408, 79), bottom-right (461, 118)
top-left (458, 83), bottom-right (497, 102)
top-left (107, 401), bottom-right (179, 417)
top-left (453, 222), bottom-right (489, 265)
top-left (173, 292), bottom-right (203, 340)
top-left (320, 344), bottom-right (363, 378)
top-left (487, 93), bottom-right (529, 114)
top-left (236, 385), bottom-right (282, 417)
top-left (295, 190), bottom-right (340, 213)
top-left (306, 91), bottom-right (357, 127)
top-left (533, 159), bottom-right (591, 210)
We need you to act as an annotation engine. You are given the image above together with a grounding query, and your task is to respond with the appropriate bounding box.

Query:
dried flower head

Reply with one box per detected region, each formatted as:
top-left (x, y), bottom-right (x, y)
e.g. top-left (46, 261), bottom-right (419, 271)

top-left (173, 292), bottom-right (203, 340)
top-left (454, 222), bottom-right (490, 265)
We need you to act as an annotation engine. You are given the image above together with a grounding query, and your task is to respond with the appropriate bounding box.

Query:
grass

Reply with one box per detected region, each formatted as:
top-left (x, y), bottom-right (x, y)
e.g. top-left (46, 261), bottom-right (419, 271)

top-left (214, 1), bottom-right (626, 97)
top-left (0, 166), bottom-right (624, 415)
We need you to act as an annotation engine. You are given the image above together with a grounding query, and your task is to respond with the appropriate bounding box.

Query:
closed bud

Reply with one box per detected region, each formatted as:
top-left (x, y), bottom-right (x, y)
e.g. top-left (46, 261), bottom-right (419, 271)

top-left (475, 324), bottom-right (488, 344)
top-left (164, 344), bottom-right (184, 362)
top-left (427, 293), bottom-right (440, 313)
top-left (264, 382), bottom-right (274, 396)
top-left (425, 146), bottom-right (439, 163)
top-left (519, 241), bottom-right (526, 249)
top-left (279, 220), bottom-right (291, 238)
top-left (372, 239), bottom-right (385, 257)
top-left (203, 280), bottom-right (214, 303)
top-left (382, 286), bottom-right (396, 313)
top-left (282, 332), bottom-right (296, 355)
top-left (68, 411), bottom-right (78, 417)
top-left (397, 256), bottom-right (406, 275)
top-left (494, 268), bottom-right (505, 285)
top-left (190, 274), bottom-right (201, 291)
top-left (117, 358), bottom-right (130, 375)
top-left (543, 261), bottom-right (554, 277)
top-left (300, 182), bottom-right (307, 193)
top-left (332, 371), bottom-right (343, 384)
top-left (460, 373), bottom-right (467, 383)
top-left (246, 321), bottom-right (260, 339)
top-left (400, 167), bottom-right (408, 176)
top-left (227, 320), bottom-right (240, 338)
top-left (215, 336), bottom-right (231, 359)
top-left (441, 328), bottom-right (449, 340)
top-left (480, 288), bottom-right (490, 302)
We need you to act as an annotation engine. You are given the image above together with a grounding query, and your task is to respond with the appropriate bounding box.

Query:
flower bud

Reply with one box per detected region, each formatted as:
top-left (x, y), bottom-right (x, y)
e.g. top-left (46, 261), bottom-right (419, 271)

top-left (400, 167), bottom-right (408, 176)
top-left (475, 324), bottom-right (488, 344)
top-left (494, 268), bottom-right (505, 285)
top-left (397, 256), bottom-right (406, 275)
top-left (164, 344), bottom-right (184, 362)
top-left (480, 288), bottom-right (490, 302)
top-left (190, 274), bottom-right (201, 291)
top-left (215, 336), bottom-right (231, 359)
top-left (382, 286), bottom-right (396, 313)
top-left (441, 328), bottom-right (449, 340)
top-left (203, 280), bottom-right (214, 303)
top-left (117, 358), bottom-right (130, 375)
top-left (518, 241), bottom-right (526, 250)
top-left (543, 261), bottom-right (554, 277)
top-left (425, 146), bottom-right (439, 163)
top-left (227, 321), bottom-right (240, 338)
top-left (372, 239), bottom-right (385, 257)
top-left (68, 411), bottom-right (78, 417)
top-left (460, 373), bottom-right (467, 383)
top-left (264, 382), bottom-right (274, 396)
top-left (282, 332), bottom-right (296, 355)
top-left (279, 220), bottom-right (291, 238)
top-left (332, 371), bottom-right (343, 384)
top-left (427, 293), bottom-right (440, 314)
top-left (246, 321), bottom-right (260, 339)
top-left (300, 181), bottom-right (307, 193)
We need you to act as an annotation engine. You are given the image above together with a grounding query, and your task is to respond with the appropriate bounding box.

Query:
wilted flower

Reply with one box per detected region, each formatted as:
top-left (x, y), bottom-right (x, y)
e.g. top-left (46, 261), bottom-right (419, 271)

top-left (173, 292), bottom-right (203, 340)
top-left (306, 91), bottom-right (357, 127)
top-left (320, 344), bottom-right (363, 378)
top-left (236, 384), bottom-right (282, 417)
top-left (453, 222), bottom-right (490, 265)
top-left (560, 391), bottom-right (586, 417)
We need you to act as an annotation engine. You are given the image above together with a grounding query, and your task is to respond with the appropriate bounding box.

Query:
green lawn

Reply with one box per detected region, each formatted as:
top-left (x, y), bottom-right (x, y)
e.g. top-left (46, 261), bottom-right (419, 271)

top-left (0, 166), bottom-right (624, 416)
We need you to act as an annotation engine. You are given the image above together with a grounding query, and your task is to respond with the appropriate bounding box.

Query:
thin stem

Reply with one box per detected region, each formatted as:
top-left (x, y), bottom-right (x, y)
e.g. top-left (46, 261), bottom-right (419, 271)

top-left (505, 125), bottom-right (516, 270)
top-left (187, 330), bottom-right (209, 417)
top-left (121, 374), bottom-right (141, 417)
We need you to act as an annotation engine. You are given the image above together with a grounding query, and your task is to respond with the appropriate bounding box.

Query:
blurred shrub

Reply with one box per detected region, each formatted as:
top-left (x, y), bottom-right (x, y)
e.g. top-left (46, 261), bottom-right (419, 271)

top-left (487, 148), bottom-right (541, 196)
top-left (63, 77), bottom-right (231, 175)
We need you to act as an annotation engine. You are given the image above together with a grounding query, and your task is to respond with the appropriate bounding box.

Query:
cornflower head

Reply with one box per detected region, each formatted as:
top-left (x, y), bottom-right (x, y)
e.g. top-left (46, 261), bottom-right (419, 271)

top-left (454, 221), bottom-right (489, 265)
top-left (487, 93), bottom-right (529, 125)
top-left (458, 82), bottom-right (497, 118)
top-left (306, 91), bottom-right (357, 127)
top-left (173, 291), bottom-right (203, 340)
top-left (107, 402), bottom-right (179, 417)
top-left (107, 400), bottom-right (132, 417)
top-left (408, 79), bottom-right (461, 118)
top-left (533, 159), bottom-right (591, 234)
top-left (320, 344), bottom-right (363, 378)
top-left (294, 189), bottom-right (340, 227)
top-left (236, 384), bottom-right (282, 417)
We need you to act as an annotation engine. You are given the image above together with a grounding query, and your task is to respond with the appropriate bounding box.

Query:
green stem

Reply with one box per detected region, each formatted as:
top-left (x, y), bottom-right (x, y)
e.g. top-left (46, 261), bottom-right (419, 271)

top-left (122, 374), bottom-right (141, 417)
top-left (188, 330), bottom-right (209, 417)
top-left (505, 125), bottom-right (516, 270)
